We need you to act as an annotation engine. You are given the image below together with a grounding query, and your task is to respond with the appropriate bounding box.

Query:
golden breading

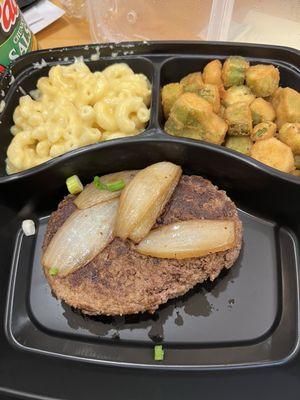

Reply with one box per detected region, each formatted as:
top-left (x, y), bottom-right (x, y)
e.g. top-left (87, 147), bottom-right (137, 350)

top-left (294, 155), bottom-right (300, 169)
top-left (291, 170), bottom-right (300, 177)
top-left (219, 105), bottom-right (226, 119)
top-left (197, 83), bottom-right (220, 113)
top-left (269, 87), bottom-right (282, 109)
top-left (250, 121), bottom-right (277, 142)
top-left (222, 85), bottom-right (255, 107)
top-left (161, 83), bottom-right (184, 119)
top-left (250, 98), bottom-right (276, 125)
top-left (164, 92), bottom-right (227, 145)
top-left (221, 56), bottom-right (249, 88)
top-left (272, 87), bottom-right (300, 129)
top-left (245, 64), bottom-right (279, 97)
top-left (278, 123), bottom-right (300, 154)
top-left (180, 72), bottom-right (204, 94)
top-left (250, 137), bottom-right (294, 173)
top-left (225, 102), bottom-right (252, 136)
top-left (225, 136), bottom-right (253, 155)
top-left (203, 59), bottom-right (223, 86)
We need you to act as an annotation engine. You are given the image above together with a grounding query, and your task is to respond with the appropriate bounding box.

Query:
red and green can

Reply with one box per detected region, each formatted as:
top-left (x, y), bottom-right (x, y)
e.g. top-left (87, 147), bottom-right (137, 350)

top-left (0, 0), bottom-right (38, 73)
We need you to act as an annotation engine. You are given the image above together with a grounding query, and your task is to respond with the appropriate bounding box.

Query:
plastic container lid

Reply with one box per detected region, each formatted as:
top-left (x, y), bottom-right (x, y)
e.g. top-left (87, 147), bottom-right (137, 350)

top-left (85, 0), bottom-right (300, 49)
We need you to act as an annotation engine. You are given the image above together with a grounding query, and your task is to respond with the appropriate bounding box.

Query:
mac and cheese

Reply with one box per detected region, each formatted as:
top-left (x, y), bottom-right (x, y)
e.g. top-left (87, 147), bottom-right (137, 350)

top-left (7, 61), bottom-right (151, 174)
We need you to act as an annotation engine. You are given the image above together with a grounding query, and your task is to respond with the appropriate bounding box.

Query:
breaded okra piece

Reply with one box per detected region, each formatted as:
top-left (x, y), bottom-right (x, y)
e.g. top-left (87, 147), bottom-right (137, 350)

top-left (180, 72), bottom-right (204, 94)
top-left (222, 85), bottom-right (255, 107)
top-left (278, 123), bottom-right (300, 154)
top-left (250, 137), bottom-right (294, 173)
top-left (164, 92), bottom-right (227, 145)
top-left (246, 64), bottom-right (279, 97)
top-left (291, 170), bottom-right (300, 177)
top-left (161, 83), bottom-right (184, 119)
top-left (250, 122), bottom-right (277, 142)
top-left (203, 59), bottom-right (223, 86)
top-left (250, 98), bottom-right (276, 125)
top-left (272, 87), bottom-right (300, 129)
top-left (197, 83), bottom-right (220, 113)
top-left (294, 155), bottom-right (300, 169)
top-left (225, 136), bottom-right (253, 155)
top-left (221, 56), bottom-right (249, 88)
top-left (225, 102), bottom-right (252, 136)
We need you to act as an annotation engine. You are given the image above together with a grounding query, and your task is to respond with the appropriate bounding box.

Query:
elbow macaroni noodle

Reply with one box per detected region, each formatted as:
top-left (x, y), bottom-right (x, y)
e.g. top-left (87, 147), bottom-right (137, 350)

top-left (6, 61), bottom-right (151, 174)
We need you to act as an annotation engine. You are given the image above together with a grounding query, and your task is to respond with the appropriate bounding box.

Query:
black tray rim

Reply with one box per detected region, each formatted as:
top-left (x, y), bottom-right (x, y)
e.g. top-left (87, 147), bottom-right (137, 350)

top-left (0, 40), bottom-right (299, 185)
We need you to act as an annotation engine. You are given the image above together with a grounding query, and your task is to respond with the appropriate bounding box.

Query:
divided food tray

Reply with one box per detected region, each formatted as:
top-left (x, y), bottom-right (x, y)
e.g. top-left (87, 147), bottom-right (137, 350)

top-left (1, 42), bottom-right (300, 372)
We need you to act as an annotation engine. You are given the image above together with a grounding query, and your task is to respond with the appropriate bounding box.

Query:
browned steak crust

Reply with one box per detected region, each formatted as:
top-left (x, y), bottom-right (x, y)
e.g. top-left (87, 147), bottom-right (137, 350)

top-left (42, 176), bottom-right (242, 315)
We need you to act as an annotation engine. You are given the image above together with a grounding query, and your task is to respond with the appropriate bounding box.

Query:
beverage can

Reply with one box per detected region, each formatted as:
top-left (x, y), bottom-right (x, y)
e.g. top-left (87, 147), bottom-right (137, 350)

top-left (0, 0), bottom-right (38, 73)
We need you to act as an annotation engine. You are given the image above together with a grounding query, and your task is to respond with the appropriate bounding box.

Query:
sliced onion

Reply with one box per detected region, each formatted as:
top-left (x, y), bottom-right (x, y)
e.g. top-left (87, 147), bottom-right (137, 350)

top-left (129, 173), bottom-right (180, 243)
top-left (74, 170), bottom-right (138, 209)
top-left (115, 162), bottom-right (182, 242)
top-left (136, 219), bottom-right (236, 259)
top-left (42, 198), bottom-right (119, 277)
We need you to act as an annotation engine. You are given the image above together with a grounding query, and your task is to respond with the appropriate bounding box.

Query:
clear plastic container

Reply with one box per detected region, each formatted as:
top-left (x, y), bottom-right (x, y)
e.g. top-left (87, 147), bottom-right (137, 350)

top-left (86, 0), bottom-right (217, 42)
top-left (85, 0), bottom-right (300, 49)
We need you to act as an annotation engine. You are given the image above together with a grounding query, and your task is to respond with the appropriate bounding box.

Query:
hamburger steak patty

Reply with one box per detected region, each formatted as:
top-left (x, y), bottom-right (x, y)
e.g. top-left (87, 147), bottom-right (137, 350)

top-left (42, 175), bottom-right (242, 315)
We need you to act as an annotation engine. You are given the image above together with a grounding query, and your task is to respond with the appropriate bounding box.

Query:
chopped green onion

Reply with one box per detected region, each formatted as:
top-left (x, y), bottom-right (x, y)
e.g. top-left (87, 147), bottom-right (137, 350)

top-left (66, 175), bottom-right (83, 195)
top-left (106, 180), bottom-right (125, 192)
top-left (154, 345), bottom-right (164, 361)
top-left (49, 267), bottom-right (59, 276)
top-left (94, 176), bottom-right (125, 192)
top-left (93, 176), bottom-right (107, 190)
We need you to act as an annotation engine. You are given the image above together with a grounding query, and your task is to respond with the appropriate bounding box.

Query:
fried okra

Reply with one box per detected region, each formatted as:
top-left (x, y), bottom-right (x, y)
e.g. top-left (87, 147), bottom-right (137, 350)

top-left (250, 98), bottom-right (276, 125)
top-left (225, 136), bottom-right (253, 155)
top-left (250, 137), bottom-right (294, 173)
top-left (197, 83), bottom-right (220, 113)
top-left (278, 123), bottom-right (300, 154)
top-left (250, 121), bottom-right (277, 142)
top-left (161, 83), bottom-right (184, 119)
top-left (269, 87), bottom-right (282, 109)
top-left (294, 155), bottom-right (300, 169)
top-left (180, 72), bottom-right (204, 94)
top-left (203, 59), bottom-right (223, 86)
top-left (221, 56), bottom-right (249, 88)
top-left (246, 64), bottom-right (279, 97)
top-left (219, 105), bottom-right (226, 119)
top-left (164, 92), bottom-right (227, 145)
top-left (225, 102), bottom-right (252, 136)
top-left (291, 170), bottom-right (300, 177)
top-left (272, 87), bottom-right (300, 128)
top-left (222, 85), bottom-right (255, 107)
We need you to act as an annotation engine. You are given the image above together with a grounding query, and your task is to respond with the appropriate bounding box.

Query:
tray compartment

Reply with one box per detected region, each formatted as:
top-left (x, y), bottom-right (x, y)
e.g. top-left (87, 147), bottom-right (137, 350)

top-left (0, 56), bottom-right (156, 176)
top-left (159, 55), bottom-right (300, 130)
top-left (4, 139), bottom-right (299, 369)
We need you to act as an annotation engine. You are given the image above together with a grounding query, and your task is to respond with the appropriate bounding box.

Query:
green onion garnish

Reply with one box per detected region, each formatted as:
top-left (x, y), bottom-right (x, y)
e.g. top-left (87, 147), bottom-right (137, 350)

top-left (94, 176), bottom-right (125, 192)
top-left (106, 180), bottom-right (125, 191)
top-left (49, 267), bottom-right (59, 276)
top-left (154, 345), bottom-right (164, 361)
top-left (66, 175), bottom-right (83, 195)
top-left (93, 176), bottom-right (107, 190)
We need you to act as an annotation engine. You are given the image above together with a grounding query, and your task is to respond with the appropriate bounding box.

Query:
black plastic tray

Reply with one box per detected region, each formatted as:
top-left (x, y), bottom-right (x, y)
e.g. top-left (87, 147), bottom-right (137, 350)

top-left (0, 41), bottom-right (300, 397)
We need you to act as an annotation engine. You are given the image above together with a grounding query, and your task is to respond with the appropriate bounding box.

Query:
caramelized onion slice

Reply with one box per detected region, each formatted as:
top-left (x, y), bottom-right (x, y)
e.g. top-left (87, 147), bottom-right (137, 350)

top-left (42, 198), bottom-right (119, 277)
top-left (115, 162), bottom-right (182, 241)
top-left (136, 219), bottom-right (236, 259)
top-left (129, 173), bottom-right (180, 243)
top-left (74, 170), bottom-right (138, 209)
